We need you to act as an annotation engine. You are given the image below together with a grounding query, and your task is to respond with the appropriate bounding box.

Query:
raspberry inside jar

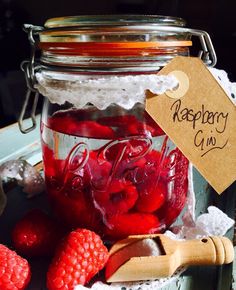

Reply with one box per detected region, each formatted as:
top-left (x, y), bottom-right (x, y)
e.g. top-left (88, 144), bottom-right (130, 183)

top-left (19, 15), bottom-right (217, 243)
top-left (41, 104), bottom-right (189, 240)
top-left (34, 15), bottom-right (192, 241)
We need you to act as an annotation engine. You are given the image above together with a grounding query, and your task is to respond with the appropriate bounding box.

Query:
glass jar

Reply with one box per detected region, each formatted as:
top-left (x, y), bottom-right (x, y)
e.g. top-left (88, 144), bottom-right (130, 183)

top-left (20, 15), bottom-right (216, 241)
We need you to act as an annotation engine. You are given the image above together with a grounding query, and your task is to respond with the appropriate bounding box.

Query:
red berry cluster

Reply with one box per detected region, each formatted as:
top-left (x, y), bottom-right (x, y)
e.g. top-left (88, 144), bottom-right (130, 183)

top-left (42, 110), bottom-right (189, 239)
top-left (0, 244), bottom-right (31, 290)
top-left (0, 210), bottom-right (109, 289)
top-left (12, 209), bottom-right (64, 257)
top-left (46, 110), bottom-right (164, 139)
top-left (47, 228), bottom-right (109, 290)
top-left (0, 110), bottom-right (189, 289)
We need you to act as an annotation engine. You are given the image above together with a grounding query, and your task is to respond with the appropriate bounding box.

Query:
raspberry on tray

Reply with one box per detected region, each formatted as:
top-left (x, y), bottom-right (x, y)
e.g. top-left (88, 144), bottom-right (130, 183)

top-left (0, 244), bottom-right (31, 290)
top-left (47, 228), bottom-right (109, 289)
top-left (12, 209), bottom-right (64, 257)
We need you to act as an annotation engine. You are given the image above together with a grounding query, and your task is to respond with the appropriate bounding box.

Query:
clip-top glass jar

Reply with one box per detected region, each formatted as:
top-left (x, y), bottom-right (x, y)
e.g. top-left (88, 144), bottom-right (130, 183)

top-left (20, 15), bottom-right (216, 241)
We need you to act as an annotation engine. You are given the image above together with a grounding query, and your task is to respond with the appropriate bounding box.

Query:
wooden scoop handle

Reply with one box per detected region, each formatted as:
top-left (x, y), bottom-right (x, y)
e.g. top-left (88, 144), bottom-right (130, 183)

top-left (106, 235), bottom-right (234, 282)
top-left (177, 236), bottom-right (234, 266)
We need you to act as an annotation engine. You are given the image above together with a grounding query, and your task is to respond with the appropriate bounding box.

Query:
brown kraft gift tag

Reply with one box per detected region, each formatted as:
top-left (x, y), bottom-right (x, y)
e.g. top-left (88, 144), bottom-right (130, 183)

top-left (146, 56), bottom-right (236, 194)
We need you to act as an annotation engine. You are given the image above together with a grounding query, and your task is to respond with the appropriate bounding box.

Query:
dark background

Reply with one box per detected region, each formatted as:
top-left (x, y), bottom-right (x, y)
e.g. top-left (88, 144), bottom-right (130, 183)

top-left (0, 0), bottom-right (236, 128)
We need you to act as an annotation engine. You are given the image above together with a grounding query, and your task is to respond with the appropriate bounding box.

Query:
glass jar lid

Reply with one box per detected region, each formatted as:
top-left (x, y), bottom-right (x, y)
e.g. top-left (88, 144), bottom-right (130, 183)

top-left (44, 15), bottom-right (186, 28)
top-left (39, 15), bottom-right (192, 52)
top-left (19, 15), bottom-right (217, 133)
top-left (36, 15), bottom-right (196, 68)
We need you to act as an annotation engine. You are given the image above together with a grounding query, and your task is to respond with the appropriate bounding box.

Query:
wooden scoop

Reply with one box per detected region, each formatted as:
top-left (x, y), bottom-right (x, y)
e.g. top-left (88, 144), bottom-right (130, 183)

top-left (105, 234), bottom-right (234, 282)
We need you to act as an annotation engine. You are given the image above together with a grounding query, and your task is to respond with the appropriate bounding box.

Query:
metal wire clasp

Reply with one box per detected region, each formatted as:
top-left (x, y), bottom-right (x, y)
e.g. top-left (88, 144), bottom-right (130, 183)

top-left (18, 87), bottom-right (39, 134)
top-left (149, 26), bottom-right (217, 67)
top-left (187, 28), bottom-right (217, 67)
top-left (18, 24), bottom-right (42, 134)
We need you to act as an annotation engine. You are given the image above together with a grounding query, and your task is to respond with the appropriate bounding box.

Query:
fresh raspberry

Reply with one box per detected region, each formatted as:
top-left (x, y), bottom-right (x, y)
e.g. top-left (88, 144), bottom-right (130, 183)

top-left (136, 179), bottom-right (166, 213)
top-left (47, 115), bottom-right (81, 136)
top-left (157, 149), bottom-right (189, 227)
top-left (48, 114), bottom-right (115, 139)
top-left (42, 143), bottom-right (66, 182)
top-left (125, 120), bottom-right (160, 137)
top-left (97, 115), bottom-right (137, 128)
top-left (44, 148), bottom-right (111, 231)
top-left (85, 150), bottom-right (112, 190)
top-left (47, 228), bottom-right (109, 289)
top-left (132, 149), bottom-right (167, 213)
top-left (12, 209), bottom-right (64, 257)
top-left (97, 113), bottom-right (165, 137)
top-left (99, 138), bottom-right (151, 167)
top-left (143, 112), bottom-right (165, 136)
top-left (92, 179), bottom-right (138, 215)
top-left (130, 112), bottom-right (165, 137)
top-left (72, 120), bottom-right (115, 139)
top-left (120, 148), bottom-right (161, 184)
top-left (49, 186), bottom-right (102, 231)
top-left (105, 213), bottom-right (161, 239)
top-left (0, 244), bottom-right (31, 290)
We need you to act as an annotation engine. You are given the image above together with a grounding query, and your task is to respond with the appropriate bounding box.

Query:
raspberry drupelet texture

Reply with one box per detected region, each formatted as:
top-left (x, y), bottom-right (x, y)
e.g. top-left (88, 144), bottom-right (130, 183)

top-left (47, 228), bottom-right (109, 290)
top-left (12, 209), bottom-right (64, 257)
top-left (0, 244), bottom-right (31, 290)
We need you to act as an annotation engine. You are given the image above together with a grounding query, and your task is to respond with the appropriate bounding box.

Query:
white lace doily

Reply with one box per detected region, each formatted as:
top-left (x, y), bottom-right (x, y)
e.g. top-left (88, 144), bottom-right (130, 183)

top-left (35, 67), bottom-right (236, 109)
top-left (208, 67), bottom-right (236, 105)
top-left (35, 72), bottom-right (178, 110)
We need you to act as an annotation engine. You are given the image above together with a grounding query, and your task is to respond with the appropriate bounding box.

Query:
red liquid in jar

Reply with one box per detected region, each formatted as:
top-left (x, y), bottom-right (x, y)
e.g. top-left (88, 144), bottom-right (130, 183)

top-left (41, 108), bottom-right (188, 240)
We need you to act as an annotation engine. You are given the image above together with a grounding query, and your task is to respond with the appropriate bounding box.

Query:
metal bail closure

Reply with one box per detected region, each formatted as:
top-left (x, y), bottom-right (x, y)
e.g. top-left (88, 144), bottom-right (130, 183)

top-left (188, 28), bottom-right (217, 67)
top-left (19, 60), bottom-right (39, 134)
top-left (18, 24), bottom-right (41, 133)
top-left (18, 89), bottom-right (39, 134)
